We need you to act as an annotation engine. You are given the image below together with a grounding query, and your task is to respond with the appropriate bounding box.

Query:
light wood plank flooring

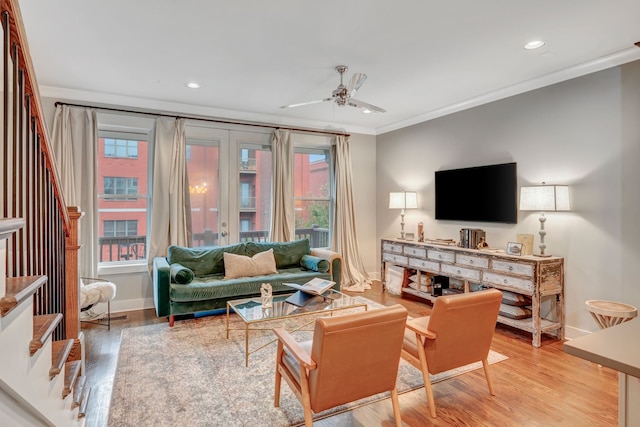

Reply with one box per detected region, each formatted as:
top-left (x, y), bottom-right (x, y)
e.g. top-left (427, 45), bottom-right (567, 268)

top-left (81, 282), bottom-right (617, 426)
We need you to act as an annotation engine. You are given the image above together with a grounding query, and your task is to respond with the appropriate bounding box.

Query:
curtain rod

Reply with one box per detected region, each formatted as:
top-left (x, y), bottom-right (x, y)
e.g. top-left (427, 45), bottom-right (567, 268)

top-left (53, 101), bottom-right (350, 138)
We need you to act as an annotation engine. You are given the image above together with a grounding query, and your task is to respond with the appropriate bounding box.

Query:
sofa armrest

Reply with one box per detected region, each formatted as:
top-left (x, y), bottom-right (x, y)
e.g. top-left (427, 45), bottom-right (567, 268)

top-left (310, 248), bottom-right (342, 290)
top-left (153, 257), bottom-right (171, 317)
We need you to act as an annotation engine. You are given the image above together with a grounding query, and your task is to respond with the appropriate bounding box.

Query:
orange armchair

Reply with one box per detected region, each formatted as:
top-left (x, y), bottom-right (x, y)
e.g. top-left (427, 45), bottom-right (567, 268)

top-left (401, 288), bottom-right (502, 418)
top-left (273, 304), bottom-right (408, 427)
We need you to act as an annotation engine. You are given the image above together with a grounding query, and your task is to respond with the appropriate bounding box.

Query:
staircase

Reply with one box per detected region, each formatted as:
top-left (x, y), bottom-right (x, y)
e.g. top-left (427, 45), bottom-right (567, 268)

top-left (0, 1), bottom-right (89, 425)
top-left (0, 220), bottom-right (88, 426)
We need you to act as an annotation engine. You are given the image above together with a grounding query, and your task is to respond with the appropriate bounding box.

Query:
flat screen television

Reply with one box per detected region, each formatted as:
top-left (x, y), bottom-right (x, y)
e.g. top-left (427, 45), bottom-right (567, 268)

top-left (435, 162), bottom-right (517, 224)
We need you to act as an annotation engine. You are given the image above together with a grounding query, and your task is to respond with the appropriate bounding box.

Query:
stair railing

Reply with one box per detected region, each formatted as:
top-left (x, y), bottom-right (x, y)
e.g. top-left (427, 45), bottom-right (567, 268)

top-left (0, 0), bottom-right (81, 344)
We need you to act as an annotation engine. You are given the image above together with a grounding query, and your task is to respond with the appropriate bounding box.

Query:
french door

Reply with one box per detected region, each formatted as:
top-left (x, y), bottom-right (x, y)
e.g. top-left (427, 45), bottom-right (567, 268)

top-left (185, 125), bottom-right (272, 246)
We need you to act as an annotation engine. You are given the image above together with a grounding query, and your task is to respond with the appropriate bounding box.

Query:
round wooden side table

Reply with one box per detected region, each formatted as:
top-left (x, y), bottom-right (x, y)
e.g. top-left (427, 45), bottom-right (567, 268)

top-left (585, 300), bottom-right (638, 330)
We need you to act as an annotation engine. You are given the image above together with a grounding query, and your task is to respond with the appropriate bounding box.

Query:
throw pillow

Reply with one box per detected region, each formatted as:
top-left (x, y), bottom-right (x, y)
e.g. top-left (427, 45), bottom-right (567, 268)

top-left (223, 248), bottom-right (278, 279)
top-left (299, 254), bottom-right (330, 273)
top-left (499, 303), bottom-right (532, 319)
top-left (170, 263), bottom-right (195, 285)
top-left (501, 290), bottom-right (531, 306)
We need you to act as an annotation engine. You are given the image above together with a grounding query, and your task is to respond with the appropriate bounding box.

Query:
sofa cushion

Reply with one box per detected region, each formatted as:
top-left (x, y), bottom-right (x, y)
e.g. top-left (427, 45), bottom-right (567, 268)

top-left (169, 268), bottom-right (332, 302)
top-left (170, 263), bottom-right (195, 284)
top-left (167, 243), bottom-right (246, 277)
top-left (245, 239), bottom-right (310, 268)
top-left (223, 249), bottom-right (278, 279)
top-left (299, 254), bottom-right (330, 273)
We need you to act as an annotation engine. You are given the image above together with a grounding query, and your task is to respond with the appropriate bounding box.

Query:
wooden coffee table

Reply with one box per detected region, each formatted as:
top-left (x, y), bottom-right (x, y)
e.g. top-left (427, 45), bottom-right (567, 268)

top-left (226, 290), bottom-right (367, 366)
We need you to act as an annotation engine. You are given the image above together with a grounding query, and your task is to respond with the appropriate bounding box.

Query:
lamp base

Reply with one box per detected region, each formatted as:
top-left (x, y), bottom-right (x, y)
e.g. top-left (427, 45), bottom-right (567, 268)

top-left (534, 253), bottom-right (552, 258)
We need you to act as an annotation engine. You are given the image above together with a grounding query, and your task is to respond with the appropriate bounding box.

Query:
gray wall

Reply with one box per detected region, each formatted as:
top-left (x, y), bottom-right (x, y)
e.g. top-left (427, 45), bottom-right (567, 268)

top-left (376, 60), bottom-right (640, 336)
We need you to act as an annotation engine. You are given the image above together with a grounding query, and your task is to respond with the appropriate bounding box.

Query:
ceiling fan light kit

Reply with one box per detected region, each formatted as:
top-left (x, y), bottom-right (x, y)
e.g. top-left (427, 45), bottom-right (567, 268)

top-left (281, 65), bottom-right (386, 113)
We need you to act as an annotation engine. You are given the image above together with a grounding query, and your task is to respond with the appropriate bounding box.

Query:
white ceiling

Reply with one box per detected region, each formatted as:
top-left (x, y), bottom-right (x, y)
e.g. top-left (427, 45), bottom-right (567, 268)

top-left (18, 1), bottom-right (640, 135)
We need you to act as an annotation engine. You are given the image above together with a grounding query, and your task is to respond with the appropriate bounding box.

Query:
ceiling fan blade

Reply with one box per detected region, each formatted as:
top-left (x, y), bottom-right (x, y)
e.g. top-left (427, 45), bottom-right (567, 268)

top-left (348, 98), bottom-right (386, 113)
top-left (280, 98), bottom-right (332, 109)
top-left (347, 73), bottom-right (367, 97)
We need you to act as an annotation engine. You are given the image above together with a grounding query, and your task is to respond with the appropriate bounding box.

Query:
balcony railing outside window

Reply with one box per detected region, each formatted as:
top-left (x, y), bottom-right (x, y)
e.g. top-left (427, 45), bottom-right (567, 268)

top-left (98, 227), bottom-right (330, 262)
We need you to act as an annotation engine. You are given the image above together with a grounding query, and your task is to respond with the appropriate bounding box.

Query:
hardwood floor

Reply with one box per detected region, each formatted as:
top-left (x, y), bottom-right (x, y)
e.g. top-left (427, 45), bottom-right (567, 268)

top-left (81, 282), bottom-right (618, 427)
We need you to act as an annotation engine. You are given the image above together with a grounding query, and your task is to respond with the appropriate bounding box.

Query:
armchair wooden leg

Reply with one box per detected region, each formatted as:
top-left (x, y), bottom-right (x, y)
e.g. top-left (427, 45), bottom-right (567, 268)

top-left (169, 315), bottom-right (174, 327)
top-left (482, 358), bottom-right (495, 395)
top-left (274, 343), bottom-right (283, 407)
top-left (300, 366), bottom-right (314, 427)
top-left (390, 387), bottom-right (402, 427)
top-left (416, 332), bottom-right (437, 418)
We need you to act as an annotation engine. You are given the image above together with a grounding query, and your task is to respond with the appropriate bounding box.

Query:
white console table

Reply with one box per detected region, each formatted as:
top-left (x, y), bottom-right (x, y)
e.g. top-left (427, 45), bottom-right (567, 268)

top-left (380, 238), bottom-right (564, 347)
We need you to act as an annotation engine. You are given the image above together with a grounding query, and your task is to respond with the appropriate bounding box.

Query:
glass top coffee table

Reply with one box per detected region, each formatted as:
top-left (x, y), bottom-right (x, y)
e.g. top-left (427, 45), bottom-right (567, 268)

top-left (226, 289), bottom-right (367, 366)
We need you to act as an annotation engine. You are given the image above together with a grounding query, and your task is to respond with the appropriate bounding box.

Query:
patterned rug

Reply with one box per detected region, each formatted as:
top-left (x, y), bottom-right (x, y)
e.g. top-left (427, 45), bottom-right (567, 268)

top-left (107, 297), bottom-right (507, 426)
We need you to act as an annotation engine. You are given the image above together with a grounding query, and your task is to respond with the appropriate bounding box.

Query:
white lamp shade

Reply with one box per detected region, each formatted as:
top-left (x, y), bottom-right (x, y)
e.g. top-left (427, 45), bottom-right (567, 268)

top-left (389, 191), bottom-right (418, 209)
top-left (519, 185), bottom-right (571, 211)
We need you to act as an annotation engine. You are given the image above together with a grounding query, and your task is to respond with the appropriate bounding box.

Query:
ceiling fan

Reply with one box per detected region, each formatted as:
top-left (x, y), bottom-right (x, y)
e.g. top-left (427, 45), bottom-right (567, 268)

top-left (281, 65), bottom-right (386, 113)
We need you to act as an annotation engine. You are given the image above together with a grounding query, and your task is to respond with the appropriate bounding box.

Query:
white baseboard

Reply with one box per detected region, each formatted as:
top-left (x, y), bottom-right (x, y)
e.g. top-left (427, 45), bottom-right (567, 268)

top-left (562, 325), bottom-right (591, 340)
top-left (91, 298), bottom-right (155, 316)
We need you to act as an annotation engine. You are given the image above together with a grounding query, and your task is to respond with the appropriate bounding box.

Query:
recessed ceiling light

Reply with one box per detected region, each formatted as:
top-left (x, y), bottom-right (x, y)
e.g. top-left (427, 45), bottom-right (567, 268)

top-left (524, 40), bottom-right (545, 50)
top-left (362, 109), bottom-right (372, 114)
top-left (186, 82), bottom-right (201, 89)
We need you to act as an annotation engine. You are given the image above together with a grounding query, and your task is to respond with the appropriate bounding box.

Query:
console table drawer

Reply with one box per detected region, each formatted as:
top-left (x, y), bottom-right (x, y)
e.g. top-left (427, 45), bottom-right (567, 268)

top-left (483, 271), bottom-right (534, 293)
top-left (492, 260), bottom-right (533, 277)
top-left (456, 254), bottom-right (489, 269)
top-left (409, 257), bottom-right (440, 273)
top-left (382, 242), bottom-right (403, 253)
top-left (383, 253), bottom-right (408, 264)
top-left (404, 246), bottom-right (427, 258)
top-left (427, 249), bottom-right (455, 263)
top-left (441, 264), bottom-right (481, 281)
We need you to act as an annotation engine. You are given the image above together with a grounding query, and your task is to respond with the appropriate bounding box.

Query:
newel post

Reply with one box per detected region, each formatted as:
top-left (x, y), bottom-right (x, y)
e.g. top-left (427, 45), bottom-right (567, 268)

top-left (65, 207), bottom-right (84, 360)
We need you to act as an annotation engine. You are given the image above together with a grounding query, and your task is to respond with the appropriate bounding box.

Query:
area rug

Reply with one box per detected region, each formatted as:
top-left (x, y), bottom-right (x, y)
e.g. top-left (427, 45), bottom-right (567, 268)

top-left (107, 297), bottom-right (507, 426)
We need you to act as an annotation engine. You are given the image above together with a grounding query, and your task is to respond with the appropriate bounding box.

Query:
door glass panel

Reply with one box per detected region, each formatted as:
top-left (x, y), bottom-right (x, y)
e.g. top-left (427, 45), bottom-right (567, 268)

top-left (239, 144), bottom-right (271, 242)
top-left (187, 142), bottom-right (220, 247)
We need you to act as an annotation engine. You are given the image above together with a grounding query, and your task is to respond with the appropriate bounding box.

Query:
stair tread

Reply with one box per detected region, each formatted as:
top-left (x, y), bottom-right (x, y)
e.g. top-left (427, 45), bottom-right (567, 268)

top-left (63, 360), bottom-right (81, 399)
top-left (71, 375), bottom-right (87, 409)
top-left (30, 313), bottom-right (62, 356)
top-left (50, 339), bottom-right (74, 380)
top-left (1, 275), bottom-right (48, 316)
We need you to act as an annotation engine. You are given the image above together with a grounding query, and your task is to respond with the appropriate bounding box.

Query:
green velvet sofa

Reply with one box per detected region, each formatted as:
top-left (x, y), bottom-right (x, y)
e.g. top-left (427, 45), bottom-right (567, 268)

top-left (153, 239), bottom-right (342, 326)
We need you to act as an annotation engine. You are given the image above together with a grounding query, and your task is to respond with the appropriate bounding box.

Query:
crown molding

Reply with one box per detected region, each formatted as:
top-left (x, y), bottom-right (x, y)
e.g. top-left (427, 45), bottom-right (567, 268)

top-left (376, 46), bottom-right (640, 135)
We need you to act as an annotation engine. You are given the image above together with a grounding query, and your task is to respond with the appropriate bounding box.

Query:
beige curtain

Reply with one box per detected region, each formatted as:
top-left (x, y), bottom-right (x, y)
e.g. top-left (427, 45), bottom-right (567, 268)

top-left (270, 129), bottom-right (294, 242)
top-left (51, 105), bottom-right (99, 278)
top-left (331, 135), bottom-right (370, 290)
top-left (148, 118), bottom-right (190, 268)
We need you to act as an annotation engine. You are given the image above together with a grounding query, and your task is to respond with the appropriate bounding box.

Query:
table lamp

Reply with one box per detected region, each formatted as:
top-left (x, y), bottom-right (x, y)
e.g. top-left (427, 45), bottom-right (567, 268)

top-left (519, 184), bottom-right (570, 256)
top-left (389, 191), bottom-right (417, 239)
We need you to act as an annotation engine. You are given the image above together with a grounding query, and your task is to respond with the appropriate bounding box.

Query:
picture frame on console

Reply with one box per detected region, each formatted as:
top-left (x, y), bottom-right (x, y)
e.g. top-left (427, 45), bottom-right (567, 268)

top-left (506, 242), bottom-right (523, 256)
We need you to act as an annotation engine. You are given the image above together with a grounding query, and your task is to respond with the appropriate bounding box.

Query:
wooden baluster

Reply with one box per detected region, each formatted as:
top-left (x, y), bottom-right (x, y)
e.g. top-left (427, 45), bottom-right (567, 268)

top-left (11, 42), bottom-right (17, 276)
top-left (2, 12), bottom-right (8, 221)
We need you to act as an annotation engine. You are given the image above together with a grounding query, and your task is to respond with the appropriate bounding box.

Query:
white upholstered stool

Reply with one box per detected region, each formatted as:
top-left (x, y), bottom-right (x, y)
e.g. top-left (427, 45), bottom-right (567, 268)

top-left (585, 300), bottom-right (638, 330)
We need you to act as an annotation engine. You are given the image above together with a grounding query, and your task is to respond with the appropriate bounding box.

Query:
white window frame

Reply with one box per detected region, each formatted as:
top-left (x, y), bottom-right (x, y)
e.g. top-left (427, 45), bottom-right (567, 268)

top-left (97, 127), bottom-right (153, 274)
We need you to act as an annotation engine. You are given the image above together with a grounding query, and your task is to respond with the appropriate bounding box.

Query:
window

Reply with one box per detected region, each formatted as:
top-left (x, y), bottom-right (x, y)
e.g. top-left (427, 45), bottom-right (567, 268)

top-left (103, 220), bottom-right (138, 237)
top-left (294, 148), bottom-right (331, 248)
top-left (104, 177), bottom-right (138, 200)
top-left (98, 130), bottom-right (150, 264)
top-left (104, 138), bottom-right (139, 158)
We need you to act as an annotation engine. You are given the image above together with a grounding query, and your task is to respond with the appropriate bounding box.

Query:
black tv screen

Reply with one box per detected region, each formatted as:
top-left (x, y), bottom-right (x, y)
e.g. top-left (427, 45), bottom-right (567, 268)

top-left (435, 162), bottom-right (517, 224)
